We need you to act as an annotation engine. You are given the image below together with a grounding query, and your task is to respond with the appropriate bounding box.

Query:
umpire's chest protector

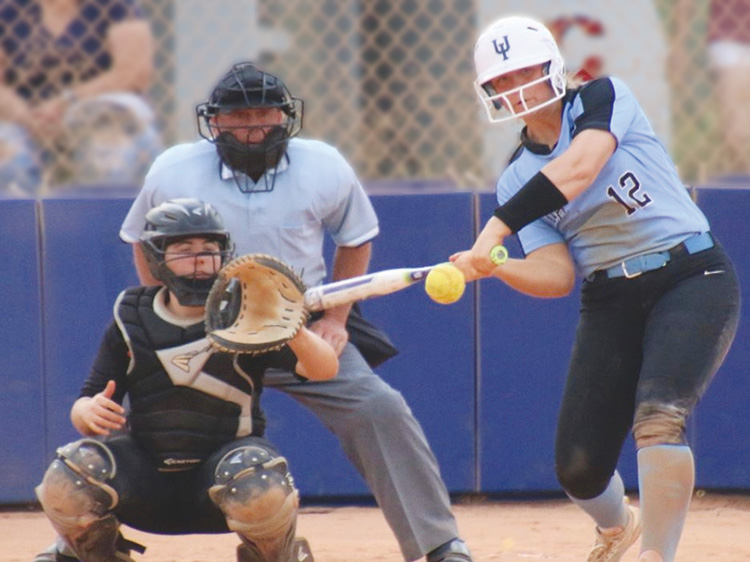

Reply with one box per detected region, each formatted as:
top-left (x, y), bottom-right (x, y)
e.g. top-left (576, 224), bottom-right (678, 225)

top-left (116, 287), bottom-right (261, 471)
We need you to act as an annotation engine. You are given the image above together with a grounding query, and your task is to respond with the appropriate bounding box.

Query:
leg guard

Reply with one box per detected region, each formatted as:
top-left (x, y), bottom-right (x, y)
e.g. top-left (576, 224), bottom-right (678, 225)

top-left (36, 439), bottom-right (142, 562)
top-left (209, 445), bottom-right (299, 562)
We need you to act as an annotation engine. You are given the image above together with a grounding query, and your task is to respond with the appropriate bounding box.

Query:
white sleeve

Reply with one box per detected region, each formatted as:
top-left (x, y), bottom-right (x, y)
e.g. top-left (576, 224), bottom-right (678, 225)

top-left (119, 177), bottom-right (158, 243)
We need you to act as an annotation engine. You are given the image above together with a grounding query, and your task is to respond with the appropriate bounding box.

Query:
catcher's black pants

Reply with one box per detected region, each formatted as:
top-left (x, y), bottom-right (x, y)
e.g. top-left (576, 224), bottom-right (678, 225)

top-left (555, 240), bottom-right (740, 500)
top-left (101, 434), bottom-right (280, 534)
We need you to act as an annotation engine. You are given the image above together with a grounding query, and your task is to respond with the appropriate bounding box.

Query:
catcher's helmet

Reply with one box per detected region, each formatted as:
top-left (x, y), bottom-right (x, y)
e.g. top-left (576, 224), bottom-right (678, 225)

top-left (196, 62), bottom-right (303, 191)
top-left (473, 16), bottom-right (566, 123)
top-left (140, 198), bottom-right (234, 306)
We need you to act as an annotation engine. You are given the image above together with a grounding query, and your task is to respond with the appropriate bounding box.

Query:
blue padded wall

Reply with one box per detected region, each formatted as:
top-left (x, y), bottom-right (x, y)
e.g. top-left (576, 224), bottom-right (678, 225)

top-left (690, 188), bottom-right (750, 489)
top-left (31, 193), bottom-right (476, 500)
top-left (0, 200), bottom-right (45, 503)
top-left (263, 192), bottom-right (478, 496)
top-left (39, 197), bottom-right (139, 455)
top-left (476, 193), bottom-right (639, 493)
top-left (2, 187), bottom-right (750, 506)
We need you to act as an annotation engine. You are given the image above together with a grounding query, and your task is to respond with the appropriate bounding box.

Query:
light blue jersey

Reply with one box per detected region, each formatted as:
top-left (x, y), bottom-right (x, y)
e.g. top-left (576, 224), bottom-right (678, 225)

top-left (497, 77), bottom-right (709, 278)
top-left (121, 138), bottom-right (379, 287)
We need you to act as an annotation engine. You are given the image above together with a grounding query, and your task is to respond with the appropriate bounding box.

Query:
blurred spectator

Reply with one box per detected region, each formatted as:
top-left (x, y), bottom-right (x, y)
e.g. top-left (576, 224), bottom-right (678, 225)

top-left (547, 14), bottom-right (606, 82)
top-left (673, 0), bottom-right (750, 177)
top-left (0, 0), bottom-right (162, 196)
top-left (707, 0), bottom-right (750, 174)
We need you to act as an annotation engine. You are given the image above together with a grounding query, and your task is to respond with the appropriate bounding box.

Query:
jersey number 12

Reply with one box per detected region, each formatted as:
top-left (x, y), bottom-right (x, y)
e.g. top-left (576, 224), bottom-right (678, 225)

top-left (607, 171), bottom-right (652, 215)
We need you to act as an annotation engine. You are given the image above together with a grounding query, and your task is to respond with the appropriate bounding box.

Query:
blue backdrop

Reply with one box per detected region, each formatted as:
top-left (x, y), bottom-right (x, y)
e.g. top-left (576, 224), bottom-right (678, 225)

top-left (0, 188), bottom-right (747, 503)
top-left (0, 200), bottom-right (45, 503)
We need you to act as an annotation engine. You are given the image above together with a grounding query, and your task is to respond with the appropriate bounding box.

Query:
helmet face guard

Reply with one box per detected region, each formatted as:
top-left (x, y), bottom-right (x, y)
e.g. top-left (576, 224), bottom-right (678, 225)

top-left (143, 239), bottom-right (233, 306)
top-left (204, 126), bottom-right (293, 192)
top-left (196, 62), bottom-right (303, 191)
top-left (140, 199), bottom-right (234, 306)
top-left (473, 16), bottom-right (566, 123)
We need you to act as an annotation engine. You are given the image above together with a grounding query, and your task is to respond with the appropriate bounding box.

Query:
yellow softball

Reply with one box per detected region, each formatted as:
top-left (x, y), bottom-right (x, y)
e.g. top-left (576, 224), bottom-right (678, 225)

top-left (425, 263), bottom-right (466, 305)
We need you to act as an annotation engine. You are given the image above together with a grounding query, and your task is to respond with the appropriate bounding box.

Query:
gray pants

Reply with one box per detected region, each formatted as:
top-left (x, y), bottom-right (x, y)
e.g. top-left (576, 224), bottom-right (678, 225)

top-left (264, 343), bottom-right (458, 561)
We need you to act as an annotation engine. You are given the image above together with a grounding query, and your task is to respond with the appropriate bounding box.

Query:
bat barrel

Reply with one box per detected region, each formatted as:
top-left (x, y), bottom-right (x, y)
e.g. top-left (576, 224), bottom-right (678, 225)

top-left (304, 266), bottom-right (433, 311)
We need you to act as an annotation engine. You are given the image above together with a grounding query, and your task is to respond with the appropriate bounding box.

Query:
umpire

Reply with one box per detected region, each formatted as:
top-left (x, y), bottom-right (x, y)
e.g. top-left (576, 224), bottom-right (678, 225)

top-left (119, 62), bottom-right (472, 562)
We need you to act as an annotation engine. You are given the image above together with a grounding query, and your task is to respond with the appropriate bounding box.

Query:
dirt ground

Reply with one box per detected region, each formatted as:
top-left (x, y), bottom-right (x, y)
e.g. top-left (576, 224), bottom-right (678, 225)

top-left (3, 493), bottom-right (749, 562)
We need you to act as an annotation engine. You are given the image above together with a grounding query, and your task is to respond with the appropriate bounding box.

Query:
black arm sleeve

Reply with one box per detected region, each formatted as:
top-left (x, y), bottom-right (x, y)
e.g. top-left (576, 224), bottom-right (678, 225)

top-left (493, 171), bottom-right (569, 234)
top-left (79, 321), bottom-right (130, 403)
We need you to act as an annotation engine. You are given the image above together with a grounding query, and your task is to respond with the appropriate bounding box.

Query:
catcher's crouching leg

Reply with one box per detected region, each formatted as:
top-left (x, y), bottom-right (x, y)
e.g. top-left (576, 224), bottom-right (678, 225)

top-left (35, 439), bottom-right (144, 562)
top-left (209, 445), bottom-right (300, 562)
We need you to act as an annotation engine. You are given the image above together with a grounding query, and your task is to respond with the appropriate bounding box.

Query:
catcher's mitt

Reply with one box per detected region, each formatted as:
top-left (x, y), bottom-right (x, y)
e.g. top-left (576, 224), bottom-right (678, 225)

top-left (205, 254), bottom-right (309, 354)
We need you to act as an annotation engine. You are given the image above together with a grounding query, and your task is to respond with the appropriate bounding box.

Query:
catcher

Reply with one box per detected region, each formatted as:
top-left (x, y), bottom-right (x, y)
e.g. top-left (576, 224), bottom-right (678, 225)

top-left (33, 198), bottom-right (337, 562)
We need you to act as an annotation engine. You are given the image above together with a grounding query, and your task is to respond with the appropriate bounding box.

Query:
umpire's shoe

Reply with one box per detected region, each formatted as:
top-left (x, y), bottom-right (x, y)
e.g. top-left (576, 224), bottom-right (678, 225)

top-left (426, 538), bottom-right (473, 562)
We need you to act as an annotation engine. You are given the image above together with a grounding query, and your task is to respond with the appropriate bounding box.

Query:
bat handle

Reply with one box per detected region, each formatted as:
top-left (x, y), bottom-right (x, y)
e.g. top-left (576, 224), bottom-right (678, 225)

top-left (489, 245), bottom-right (508, 265)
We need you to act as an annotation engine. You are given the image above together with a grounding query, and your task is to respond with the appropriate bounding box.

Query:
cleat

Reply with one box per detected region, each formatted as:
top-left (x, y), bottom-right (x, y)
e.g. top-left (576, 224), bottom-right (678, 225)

top-left (33, 534), bottom-right (144, 562)
top-left (427, 538), bottom-right (473, 562)
top-left (237, 537), bottom-right (314, 562)
top-left (291, 537), bottom-right (313, 562)
top-left (236, 543), bottom-right (258, 562)
top-left (32, 543), bottom-right (79, 562)
top-left (586, 504), bottom-right (641, 562)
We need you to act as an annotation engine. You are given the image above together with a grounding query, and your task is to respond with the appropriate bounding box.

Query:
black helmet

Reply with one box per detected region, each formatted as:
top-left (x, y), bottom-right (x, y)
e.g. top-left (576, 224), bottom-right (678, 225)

top-left (196, 62), bottom-right (304, 191)
top-left (140, 198), bottom-right (234, 306)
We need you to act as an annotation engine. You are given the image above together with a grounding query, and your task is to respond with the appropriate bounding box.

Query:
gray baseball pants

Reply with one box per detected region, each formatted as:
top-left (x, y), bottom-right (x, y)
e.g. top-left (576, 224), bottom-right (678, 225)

top-left (264, 344), bottom-right (458, 561)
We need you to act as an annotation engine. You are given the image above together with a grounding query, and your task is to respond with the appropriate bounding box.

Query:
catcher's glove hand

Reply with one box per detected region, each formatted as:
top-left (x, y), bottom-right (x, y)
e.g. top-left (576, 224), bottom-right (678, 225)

top-left (205, 254), bottom-right (309, 354)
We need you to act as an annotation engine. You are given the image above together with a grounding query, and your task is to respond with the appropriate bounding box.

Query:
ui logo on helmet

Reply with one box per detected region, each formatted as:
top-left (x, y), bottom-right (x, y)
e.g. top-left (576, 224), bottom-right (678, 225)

top-left (474, 16), bottom-right (566, 123)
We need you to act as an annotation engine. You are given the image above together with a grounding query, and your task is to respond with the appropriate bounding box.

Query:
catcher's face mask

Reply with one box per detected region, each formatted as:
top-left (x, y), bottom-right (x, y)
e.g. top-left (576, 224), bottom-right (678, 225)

top-left (155, 236), bottom-right (233, 307)
top-left (140, 198), bottom-right (235, 306)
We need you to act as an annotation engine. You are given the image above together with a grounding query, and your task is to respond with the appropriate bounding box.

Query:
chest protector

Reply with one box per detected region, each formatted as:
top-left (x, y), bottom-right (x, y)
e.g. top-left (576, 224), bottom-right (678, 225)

top-left (116, 287), bottom-right (266, 471)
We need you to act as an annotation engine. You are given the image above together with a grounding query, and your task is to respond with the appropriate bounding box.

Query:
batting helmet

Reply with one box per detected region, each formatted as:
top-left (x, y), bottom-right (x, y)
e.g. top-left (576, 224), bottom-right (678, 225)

top-left (196, 62), bottom-right (303, 191)
top-left (140, 198), bottom-right (234, 306)
top-left (473, 16), bottom-right (566, 123)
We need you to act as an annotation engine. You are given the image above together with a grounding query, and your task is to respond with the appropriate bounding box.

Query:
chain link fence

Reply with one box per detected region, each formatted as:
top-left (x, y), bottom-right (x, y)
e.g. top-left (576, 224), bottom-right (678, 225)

top-left (1, 0), bottom-right (748, 196)
top-left (660, 0), bottom-right (750, 183)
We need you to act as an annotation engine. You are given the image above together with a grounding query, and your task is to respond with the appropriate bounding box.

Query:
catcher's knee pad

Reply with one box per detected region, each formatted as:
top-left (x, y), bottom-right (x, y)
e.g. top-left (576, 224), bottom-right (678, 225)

top-left (209, 445), bottom-right (299, 562)
top-left (36, 439), bottom-right (119, 534)
top-left (633, 402), bottom-right (689, 449)
top-left (35, 439), bottom-right (130, 562)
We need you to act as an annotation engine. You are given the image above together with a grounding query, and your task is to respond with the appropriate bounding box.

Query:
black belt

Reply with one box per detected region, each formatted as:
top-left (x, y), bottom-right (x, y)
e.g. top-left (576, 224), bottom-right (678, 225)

top-left (588, 232), bottom-right (714, 281)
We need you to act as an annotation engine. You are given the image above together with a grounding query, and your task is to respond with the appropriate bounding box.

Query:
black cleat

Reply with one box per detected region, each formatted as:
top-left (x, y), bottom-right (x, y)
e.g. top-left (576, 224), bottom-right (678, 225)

top-left (33, 534), bottom-right (144, 562)
top-left (32, 543), bottom-right (79, 562)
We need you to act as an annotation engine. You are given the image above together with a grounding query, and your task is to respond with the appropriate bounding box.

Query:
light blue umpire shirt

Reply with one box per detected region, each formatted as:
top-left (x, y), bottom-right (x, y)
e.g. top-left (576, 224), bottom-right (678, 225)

top-left (120, 137), bottom-right (380, 288)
